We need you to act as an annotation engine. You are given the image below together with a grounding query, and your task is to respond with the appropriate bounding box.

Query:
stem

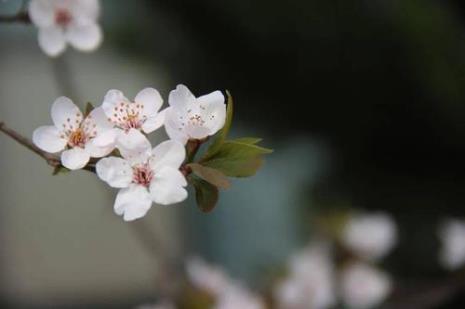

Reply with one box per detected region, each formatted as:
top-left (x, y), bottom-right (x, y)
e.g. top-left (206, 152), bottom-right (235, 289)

top-left (0, 121), bottom-right (60, 167)
top-left (0, 11), bottom-right (30, 24)
top-left (186, 137), bottom-right (209, 163)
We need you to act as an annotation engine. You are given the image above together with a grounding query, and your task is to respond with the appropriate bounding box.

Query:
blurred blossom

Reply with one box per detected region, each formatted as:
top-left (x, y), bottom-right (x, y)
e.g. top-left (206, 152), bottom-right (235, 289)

top-left (186, 257), bottom-right (264, 309)
top-left (340, 262), bottom-right (392, 309)
top-left (438, 219), bottom-right (465, 270)
top-left (274, 242), bottom-right (336, 309)
top-left (342, 212), bottom-right (397, 261)
top-left (186, 257), bottom-right (230, 296)
top-left (215, 283), bottom-right (265, 309)
top-left (28, 0), bottom-right (102, 56)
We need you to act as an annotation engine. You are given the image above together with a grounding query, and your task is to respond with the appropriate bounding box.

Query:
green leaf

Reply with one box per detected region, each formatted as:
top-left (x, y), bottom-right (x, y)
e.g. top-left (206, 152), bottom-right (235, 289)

top-left (202, 141), bottom-right (272, 177)
top-left (188, 163), bottom-right (231, 189)
top-left (191, 176), bottom-right (219, 213)
top-left (84, 102), bottom-right (95, 117)
top-left (52, 165), bottom-right (70, 175)
top-left (201, 91), bottom-right (233, 161)
top-left (229, 137), bottom-right (262, 145)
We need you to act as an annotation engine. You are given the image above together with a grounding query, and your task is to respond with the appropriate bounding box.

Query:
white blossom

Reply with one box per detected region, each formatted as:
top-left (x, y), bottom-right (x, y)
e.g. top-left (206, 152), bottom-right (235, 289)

top-left (28, 0), bottom-right (102, 57)
top-left (186, 257), bottom-right (230, 296)
top-left (33, 96), bottom-right (113, 170)
top-left (274, 242), bottom-right (336, 309)
top-left (438, 218), bottom-right (465, 270)
top-left (342, 212), bottom-right (397, 261)
top-left (215, 283), bottom-right (265, 309)
top-left (340, 262), bottom-right (391, 309)
top-left (186, 258), bottom-right (265, 309)
top-left (94, 88), bottom-right (165, 155)
top-left (164, 85), bottom-right (226, 145)
top-left (96, 138), bottom-right (187, 221)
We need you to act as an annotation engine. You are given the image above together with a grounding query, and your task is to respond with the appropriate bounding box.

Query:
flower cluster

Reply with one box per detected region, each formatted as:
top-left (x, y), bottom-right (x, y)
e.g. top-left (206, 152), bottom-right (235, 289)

top-left (274, 211), bottom-right (397, 309)
top-left (32, 85), bottom-right (271, 221)
top-left (186, 257), bottom-right (266, 309)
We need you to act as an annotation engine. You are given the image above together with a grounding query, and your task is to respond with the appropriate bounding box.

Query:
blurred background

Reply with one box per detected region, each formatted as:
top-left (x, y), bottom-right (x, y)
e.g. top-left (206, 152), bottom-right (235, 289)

top-left (2, 0), bottom-right (465, 307)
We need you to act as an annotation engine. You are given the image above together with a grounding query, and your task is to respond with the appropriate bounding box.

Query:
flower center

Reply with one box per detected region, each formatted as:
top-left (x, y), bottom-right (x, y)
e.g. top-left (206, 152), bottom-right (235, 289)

top-left (132, 164), bottom-right (153, 187)
top-left (55, 9), bottom-right (72, 27)
top-left (188, 113), bottom-right (205, 127)
top-left (126, 114), bottom-right (142, 129)
top-left (68, 128), bottom-right (87, 148)
top-left (110, 101), bottom-right (146, 131)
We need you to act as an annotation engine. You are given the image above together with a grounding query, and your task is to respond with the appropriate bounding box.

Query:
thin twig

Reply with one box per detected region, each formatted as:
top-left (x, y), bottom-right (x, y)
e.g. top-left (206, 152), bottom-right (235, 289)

top-left (0, 11), bottom-right (30, 24)
top-left (0, 121), bottom-right (60, 167)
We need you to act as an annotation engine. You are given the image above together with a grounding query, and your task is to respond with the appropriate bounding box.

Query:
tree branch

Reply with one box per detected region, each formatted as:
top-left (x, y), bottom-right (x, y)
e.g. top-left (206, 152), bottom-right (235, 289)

top-left (0, 121), bottom-right (60, 167)
top-left (0, 11), bottom-right (30, 24)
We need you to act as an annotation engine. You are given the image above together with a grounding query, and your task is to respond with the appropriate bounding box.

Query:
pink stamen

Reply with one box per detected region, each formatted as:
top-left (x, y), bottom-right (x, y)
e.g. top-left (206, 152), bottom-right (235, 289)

top-left (132, 164), bottom-right (153, 187)
top-left (55, 9), bottom-right (72, 27)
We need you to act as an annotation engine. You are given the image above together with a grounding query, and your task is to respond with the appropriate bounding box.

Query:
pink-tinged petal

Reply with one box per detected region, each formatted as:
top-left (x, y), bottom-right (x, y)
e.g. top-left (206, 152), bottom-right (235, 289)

top-left (96, 157), bottom-right (132, 188)
top-left (38, 27), bottom-right (66, 57)
top-left (198, 91), bottom-right (226, 135)
top-left (28, 0), bottom-right (55, 28)
top-left (197, 90), bottom-right (224, 106)
top-left (168, 84), bottom-right (196, 110)
top-left (32, 125), bottom-right (67, 153)
top-left (102, 89), bottom-right (129, 118)
top-left (142, 108), bottom-right (165, 134)
top-left (186, 124), bottom-right (210, 139)
top-left (51, 96), bottom-right (82, 129)
top-left (116, 128), bottom-right (151, 163)
top-left (114, 185), bottom-right (152, 221)
top-left (164, 107), bottom-right (189, 145)
top-left (87, 107), bottom-right (113, 134)
top-left (203, 101), bottom-right (226, 135)
top-left (135, 87), bottom-right (163, 119)
top-left (60, 147), bottom-right (90, 170)
top-left (92, 128), bottom-right (118, 147)
top-left (66, 22), bottom-right (102, 52)
top-left (150, 166), bottom-right (187, 205)
top-left (150, 140), bottom-right (185, 172)
top-left (85, 141), bottom-right (113, 158)
top-left (68, 0), bottom-right (100, 21)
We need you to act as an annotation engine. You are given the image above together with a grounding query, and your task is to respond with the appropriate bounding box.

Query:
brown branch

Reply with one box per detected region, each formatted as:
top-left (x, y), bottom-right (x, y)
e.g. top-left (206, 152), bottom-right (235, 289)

top-left (0, 121), bottom-right (60, 167)
top-left (0, 11), bottom-right (30, 24)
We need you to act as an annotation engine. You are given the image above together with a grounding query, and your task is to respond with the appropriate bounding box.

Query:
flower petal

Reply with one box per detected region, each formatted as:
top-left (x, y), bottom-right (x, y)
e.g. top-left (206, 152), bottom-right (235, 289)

top-left (135, 87), bottom-right (163, 119)
top-left (61, 147), bottom-right (90, 170)
top-left (114, 185), bottom-right (152, 221)
top-left (28, 0), bottom-right (55, 28)
top-left (198, 91), bottom-right (226, 135)
top-left (116, 128), bottom-right (151, 163)
top-left (150, 140), bottom-right (186, 172)
top-left (87, 107), bottom-right (114, 134)
top-left (185, 124), bottom-right (211, 139)
top-left (96, 157), bottom-right (133, 188)
top-left (102, 89), bottom-right (129, 118)
top-left (142, 108), bottom-right (165, 134)
top-left (66, 22), bottom-right (102, 52)
top-left (85, 141), bottom-right (113, 158)
top-left (150, 167), bottom-right (188, 205)
top-left (32, 125), bottom-right (67, 153)
top-left (68, 0), bottom-right (100, 21)
top-left (51, 96), bottom-right (83, 130)
top-left (168, 84), bottom-right (196, 110)
top-left (92, 127), bottom-right (118, 147)
top-left (164, 108), bottom-right (189, 145)
top-left (38, 27), bottom-right (66, 57)
top-left (197, 90), bottom-right (224, 106)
